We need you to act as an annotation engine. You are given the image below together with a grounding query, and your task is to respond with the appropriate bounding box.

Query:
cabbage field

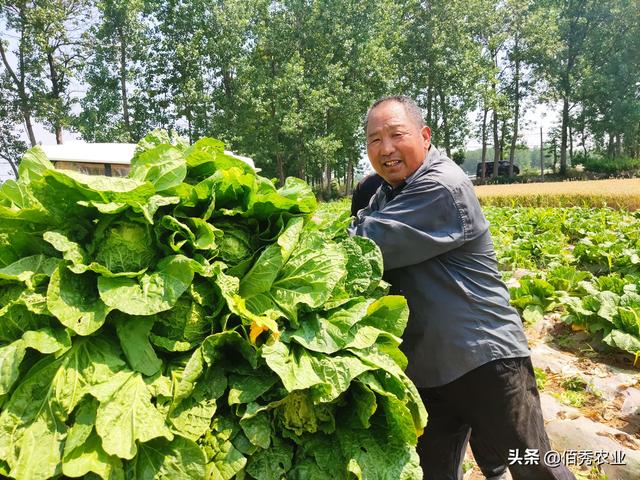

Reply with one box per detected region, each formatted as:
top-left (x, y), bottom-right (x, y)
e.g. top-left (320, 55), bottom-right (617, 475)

top-left (0, 134), bottom-right (426, 480)
top-left (319, 200), bottom-right (640, 368)
top-left (490, 207), bottom-right (640, 364)
top-left (319, 201), bottom-right (640, 365)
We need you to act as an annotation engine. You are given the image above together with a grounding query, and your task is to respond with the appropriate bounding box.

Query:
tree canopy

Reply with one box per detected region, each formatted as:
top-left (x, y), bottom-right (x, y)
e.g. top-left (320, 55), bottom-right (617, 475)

top-left (1, 0), bottom-right (639, 188)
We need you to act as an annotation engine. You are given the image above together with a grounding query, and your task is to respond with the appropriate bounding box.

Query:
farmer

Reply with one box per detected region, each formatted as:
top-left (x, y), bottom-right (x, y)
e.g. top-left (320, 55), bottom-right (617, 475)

top-left (349, 95), bottom-right (575, 480)
top-left (351, 179), bottom-right (510, 480)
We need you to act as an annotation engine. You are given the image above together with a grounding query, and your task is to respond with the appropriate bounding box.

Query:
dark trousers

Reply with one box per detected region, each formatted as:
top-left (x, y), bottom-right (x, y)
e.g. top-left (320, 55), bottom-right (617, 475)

top-left (417, 357), bottom-right (576, 480)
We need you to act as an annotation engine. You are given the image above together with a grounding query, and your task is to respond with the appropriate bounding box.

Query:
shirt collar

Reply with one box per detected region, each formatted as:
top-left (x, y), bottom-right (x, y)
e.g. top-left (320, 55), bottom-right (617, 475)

top-left (380, 146), bottom-right (438, 201)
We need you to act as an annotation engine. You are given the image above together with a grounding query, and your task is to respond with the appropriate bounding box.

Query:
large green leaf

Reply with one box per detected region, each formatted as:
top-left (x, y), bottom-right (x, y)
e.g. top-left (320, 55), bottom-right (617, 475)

top-left (22, 327), bottom-right (71, 354)
top-left (245, 436), bottom-right (293, 480)
top-left (62, 398), bottom-right (124, 480)
top-left (239, 216), bottom-right (303, 298)
top-left (360, 296), bottom-right (409, 338)
top-left (249, 177), bottom-right (316, 218)
top-left (0, 255), bottom-right (59, 289)
top-left (228, 368), bottom-right (279, 405)
top-left (0, 287), bottom-right (53, 342)
top-left (283, 300), bottom-right (372, 354)
top-left (269, 232), bottom-right (347, 321)
top-left (350, 346), bottom-right (427, 432)
top-left (52, 169), bottom-right (154, 200)
top-left (159, 215), bottom-right (221, 253)
top-left (17, 147), bottom-right (54, 183)
top-left (114, 314), bottom-right (162, 376)
top-left (603, 329), bottom-right (640, 356)
top-left (240, 411), bottom-right (271, 449)
top-left (201, 430), bottom-right (247, 480)
top-left (124, 436), bottom-right (206, 479)
top-left (129, 144), bottom-right (187, 192)
top-left (262, 341), bottom-right (372, 402)
top-left (168, 362), bottom-right (225, 441)
top-left (336, 422), bottom-right (422, 480)
top-left (98, 255), bottom-right (194, 315)
top-left (44, 229), bottom-right (150, 278)
top-left (47, 266), bottom-right (110, 336)
top-left (0, 180), bottom-right (41, 211)
top-left (0, 337), bottom-right (127, 478)
top-left (91, 370), bottom-right (174, 459)
top-left (0, 340), bottom-right (26, 396)
top-left (150, 295), bottom-right (212, 352)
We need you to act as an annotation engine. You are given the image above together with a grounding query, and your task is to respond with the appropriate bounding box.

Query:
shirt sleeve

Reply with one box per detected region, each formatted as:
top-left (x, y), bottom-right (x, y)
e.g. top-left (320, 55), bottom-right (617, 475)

top-left (349, 178), bottom-right (467, 270)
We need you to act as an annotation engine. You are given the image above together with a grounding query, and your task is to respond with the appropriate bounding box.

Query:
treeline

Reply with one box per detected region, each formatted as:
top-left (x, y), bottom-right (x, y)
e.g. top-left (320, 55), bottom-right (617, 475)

top-left (1, 0), bottom-right (639, 189)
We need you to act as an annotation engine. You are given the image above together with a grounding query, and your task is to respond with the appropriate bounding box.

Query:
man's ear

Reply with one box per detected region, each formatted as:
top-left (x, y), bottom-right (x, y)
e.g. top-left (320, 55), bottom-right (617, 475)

top-left (421, 126), bottom-right (432, 149)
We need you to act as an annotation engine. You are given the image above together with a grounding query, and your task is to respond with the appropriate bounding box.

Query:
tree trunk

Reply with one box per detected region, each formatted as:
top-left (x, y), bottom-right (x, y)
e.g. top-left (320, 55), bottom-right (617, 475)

top-left (500, 118), bottom-right (508, 161)
top-left (0, 33), bottom-right (37, 146)
top-left (439, 89), bottom-right (451, 158)
top-left (426, 81), bottom-right (433, 126)
top-left (118, 28), bottom-right (131, 139)
top-left (607, 133), bottom-right (614, 156)
top-left (23, 114), bottom-right (37, 147)
top-left (6, 157), bottom-right (19, 178)
top-left (509, 48), bottom-right (521, 177)
top-left (480, 106), bottom-right (488, 183)
top-left (276, 152), bottom-right (285, 186)
top-left (324, 162), bottom-right (332, 198)
top-left (187, 112), bottom-right (193, 144)
top-left (569, 124), bottom-right (574, 163)
top-left (492, 109), bottom-right (500, 177)
top-left (345, 157), bottom-right (354, 195)
top-left (46, 50), bottom-right (63, 144)
top-left (560, 96), bottom-right (569, 175)
top-left (540, 127), bottom-right (544, 178)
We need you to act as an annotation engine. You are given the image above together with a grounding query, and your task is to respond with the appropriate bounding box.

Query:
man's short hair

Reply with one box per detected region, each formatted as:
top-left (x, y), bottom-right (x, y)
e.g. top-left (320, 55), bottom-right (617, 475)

top-left (364, 95), bottom-right (425, 132)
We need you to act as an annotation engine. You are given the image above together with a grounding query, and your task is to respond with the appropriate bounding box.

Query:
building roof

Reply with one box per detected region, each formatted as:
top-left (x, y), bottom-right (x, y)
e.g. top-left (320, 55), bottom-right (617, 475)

top-left (40, 143), bottom-right (257, 170)
top-left (41, 143), bottom-right (137, 165)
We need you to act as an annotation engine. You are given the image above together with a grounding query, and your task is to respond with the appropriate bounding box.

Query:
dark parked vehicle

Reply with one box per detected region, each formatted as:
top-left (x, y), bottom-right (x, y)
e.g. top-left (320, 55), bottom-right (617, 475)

top-left (476, 161), bottom-right (520, 178)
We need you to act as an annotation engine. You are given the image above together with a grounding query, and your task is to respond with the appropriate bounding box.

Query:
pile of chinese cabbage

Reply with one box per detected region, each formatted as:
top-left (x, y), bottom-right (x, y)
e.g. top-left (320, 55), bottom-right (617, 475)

top-left (0, 133), bottom-right (426, 480)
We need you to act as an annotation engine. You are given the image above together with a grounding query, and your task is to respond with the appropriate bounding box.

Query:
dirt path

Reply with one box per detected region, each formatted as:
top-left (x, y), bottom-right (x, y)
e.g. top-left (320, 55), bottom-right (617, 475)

top-left (462, 315), bottom-right (640, 480)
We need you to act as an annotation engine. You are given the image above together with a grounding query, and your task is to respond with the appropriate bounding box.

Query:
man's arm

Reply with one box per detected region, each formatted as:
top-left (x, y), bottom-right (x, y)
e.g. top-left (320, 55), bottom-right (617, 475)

top-left (349, 179), bottom-right (469, 270)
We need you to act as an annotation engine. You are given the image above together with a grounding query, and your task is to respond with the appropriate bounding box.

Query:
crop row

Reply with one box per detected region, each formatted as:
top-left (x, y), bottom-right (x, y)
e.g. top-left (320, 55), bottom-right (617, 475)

top-left (321, 201), bottom-right (640, 363)
top-left (491, 207), bottom-right (640, 362)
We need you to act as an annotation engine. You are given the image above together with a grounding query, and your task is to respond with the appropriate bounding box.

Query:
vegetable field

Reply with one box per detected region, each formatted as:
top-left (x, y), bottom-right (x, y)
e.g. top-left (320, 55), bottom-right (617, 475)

top-left (319, 200), bottom-right (640, 364)
top-left (490, 207), bottom-right (640, 364)
top-left (0, 135), bottom-right (425, 480)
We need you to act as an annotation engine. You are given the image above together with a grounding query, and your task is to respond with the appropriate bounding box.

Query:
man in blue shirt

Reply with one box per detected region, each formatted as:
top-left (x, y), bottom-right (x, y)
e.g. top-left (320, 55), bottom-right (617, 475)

top-left (349, 96), bottom-right (574, 480)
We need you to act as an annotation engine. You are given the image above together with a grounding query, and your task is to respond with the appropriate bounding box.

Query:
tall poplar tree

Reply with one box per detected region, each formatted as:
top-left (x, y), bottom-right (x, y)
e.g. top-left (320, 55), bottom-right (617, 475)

top-left (30, 0), bottom-right (89, 143)
top-left (75, 0), bottom-right (149, 142)
top-left (0, 0), bottom-right (42, 146)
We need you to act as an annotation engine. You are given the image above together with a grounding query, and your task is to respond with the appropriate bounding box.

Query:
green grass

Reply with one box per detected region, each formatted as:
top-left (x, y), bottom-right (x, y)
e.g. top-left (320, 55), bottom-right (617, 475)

top-left (534, 367), bottom-right (547, 390)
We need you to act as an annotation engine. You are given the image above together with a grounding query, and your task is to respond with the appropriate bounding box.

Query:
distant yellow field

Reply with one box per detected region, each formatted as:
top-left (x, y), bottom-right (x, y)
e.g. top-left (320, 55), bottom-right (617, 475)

top-left (475, 178), bottom-right (640, 210)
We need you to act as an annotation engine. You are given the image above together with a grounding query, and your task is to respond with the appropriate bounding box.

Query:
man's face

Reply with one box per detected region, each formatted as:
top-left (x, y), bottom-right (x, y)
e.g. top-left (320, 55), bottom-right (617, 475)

top-left (366, 101), bottom-right (431, 187)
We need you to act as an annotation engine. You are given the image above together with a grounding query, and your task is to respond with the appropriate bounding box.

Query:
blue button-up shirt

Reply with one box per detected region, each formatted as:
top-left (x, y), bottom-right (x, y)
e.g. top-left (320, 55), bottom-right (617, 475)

top-left (349, 147), bottom-right (530, 387)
